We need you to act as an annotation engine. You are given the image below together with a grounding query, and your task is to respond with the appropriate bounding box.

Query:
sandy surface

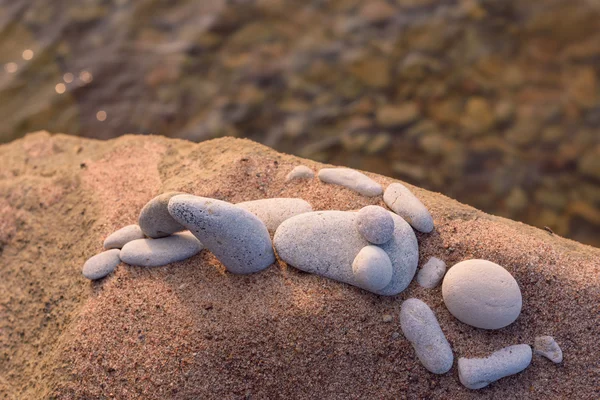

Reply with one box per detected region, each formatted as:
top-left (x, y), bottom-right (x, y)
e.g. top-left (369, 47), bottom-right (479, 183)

top-left (0, 132), bottom-right (599, 399)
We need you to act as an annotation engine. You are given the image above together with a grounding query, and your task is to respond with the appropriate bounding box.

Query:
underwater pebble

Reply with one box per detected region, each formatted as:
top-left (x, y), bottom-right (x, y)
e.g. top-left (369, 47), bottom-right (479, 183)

top-left (442, 259), bottom-right (522, 330)
top-left (120, 231), bottom-right (203, 267)
top-left (534, 336), bottom-right (563, 363)
top-left (103, 224), bottom-right (145, 249)
top-left (383, 183), bottom-right (434, 233)
top-left (458, 344), bottom-right (532, 389)
top-left (400, 298), bottom-right (453, 374)
top-left (416, 257), bottom-right (446, 288)
top-left (318, 168), bottom-right (383, 197)
top-left (82, 249), bottom-right (121, 280)
top-left (168, 195), bottom-right (275, 274)
top-left (236, 198), bottom-right (312, 233)
top-left (352, 245), bottom-right (393, 292)
top-left (285, 165), bottom-right (314, 181)
top-left (138, 192), bottom-right (186, 238)
top-left (356, 205), bottom-right (395, 244)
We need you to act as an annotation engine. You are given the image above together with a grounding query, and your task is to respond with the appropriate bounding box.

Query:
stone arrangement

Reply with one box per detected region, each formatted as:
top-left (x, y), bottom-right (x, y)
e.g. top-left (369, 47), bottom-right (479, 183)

top-left (81, 164), bottom-right (562, 390)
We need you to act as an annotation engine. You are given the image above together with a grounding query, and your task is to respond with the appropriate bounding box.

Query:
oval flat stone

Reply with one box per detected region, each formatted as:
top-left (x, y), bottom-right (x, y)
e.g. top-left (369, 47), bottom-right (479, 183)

top-left (416, 257), bottom-right (446, 288)
top-left (138, 192), bottom-right (186, 238)
top-left (236, 198), bottom-right (313, 233)
top-left (103, 224), bottom-right (145, 249)
top-left (120, 231), bottom-right (203, 267)
top-left (352, 245), bottom-right (393, 292)
top-left (356, 205), bottom-right (395, 244)
top-left (383, 183), bottom-right (434, 233)
top-left (442, 259), bottom-right (522, 330)
top-left (285, 165), bottom-right (314, 181)
top-left (318, 168), bottom-right (383, 197)
top-left (82, 249), bottom-right (121, 280)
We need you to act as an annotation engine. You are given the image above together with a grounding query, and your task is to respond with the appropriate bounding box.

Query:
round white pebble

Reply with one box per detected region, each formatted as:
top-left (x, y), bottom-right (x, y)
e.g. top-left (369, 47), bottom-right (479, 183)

top-left (356, 205), bottom-right (395, 244)
top-left (82, 249), bottom-right (121, 280)
top-left (352, 245), bottom-right (393, 292)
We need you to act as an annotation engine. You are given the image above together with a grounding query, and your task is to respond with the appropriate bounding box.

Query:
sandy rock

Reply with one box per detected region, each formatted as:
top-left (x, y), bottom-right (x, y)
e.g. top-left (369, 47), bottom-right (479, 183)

top-left (138, 192), bottom-right (186, 238)
top-left (82, 249), bottom-right (121, 280)
top-left (442, 259), bottom-right (522, 329)
top-left (400, 298), bottom-right (453, 374)
top-left (356, 205), bottom-right (394, 244)
top-left (120, 232), bottom-right (203, 267)
top-left (416, 257), bottom-right (446, 288)
top-left (352, 245), bottom-right (393, 292)
top-left (285, 165), bottom-right (314, 181)
top-left (534, 336), bottom-right (563, 363)
top-left (458, 345), bottom-right (532, 389)
top-left (168, 195), bottom-right (275, 274)
top-left (383, 183), bottom-right (434, 233)
top-left (103, 224), bottom-right (145, 249)
top-left (273, 210), bottom-right (418, 295)
top-left (236, 198), bottom-right (313, 233)
top-left (318, 168), bottom-right (383, 197)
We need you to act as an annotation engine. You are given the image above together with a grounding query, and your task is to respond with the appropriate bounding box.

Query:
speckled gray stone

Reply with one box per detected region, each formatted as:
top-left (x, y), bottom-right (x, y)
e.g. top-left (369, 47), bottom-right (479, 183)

top-left (356, 205), bottom-right (395, 244)
top-left (458, 344), bottom-right (532, 390)
top-left (285, 165), bottom-right (314, 181)
top-left (534, 336), bottom-right (563, 363)
top-left (416, 257), bottom-right (446, 288)
top-left (236, 198), bottom-right (313, 233)
top-left (138, 192), bottom-right (186, 238)
top-left (442, 259), bottom-right (522, 330)
top-left (168, 195), bottom-right (275, 274)
top-left (82, 249), bottom-right (121, 280)
top-left (383, 183), bottom-right (434, 233)
top-left (120, 231), bottom-right (203, 267)
top-left (103, 224), bottom-right (145, 249)
top-left (400, 298), bottom-right (453, 374)
top-left (318, 168), bottom-right (383, 197)
top-left (352, 245), bottom-right (393, 292)
top-left (273, 210), bottom-right (418, 295)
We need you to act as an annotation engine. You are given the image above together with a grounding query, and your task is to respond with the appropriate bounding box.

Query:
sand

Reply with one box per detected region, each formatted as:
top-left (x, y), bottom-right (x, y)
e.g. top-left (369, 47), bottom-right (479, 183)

top-left (0, 131), bottom-right (599, 399)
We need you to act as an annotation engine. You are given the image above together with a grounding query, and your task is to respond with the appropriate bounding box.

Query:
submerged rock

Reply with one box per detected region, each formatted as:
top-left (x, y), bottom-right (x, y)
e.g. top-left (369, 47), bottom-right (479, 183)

top-left (103, 224), bottom-right (145, 249)
top-left (383, 183), bottom-right (434, 233)
top-left (120, 232), bottom-right (203, 267)
top-left (82, 249), bottom-right (121, 280)
top-left (318, 168), bottom-right (383, 197)
top-left (138, 192), bottom-right (186, 238)
top-left (236, 198), bottom-right (312, 233)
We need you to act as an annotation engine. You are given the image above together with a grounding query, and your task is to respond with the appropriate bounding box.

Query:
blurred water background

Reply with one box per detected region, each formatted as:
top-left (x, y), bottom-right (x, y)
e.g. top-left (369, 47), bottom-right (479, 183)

top-left (1, 0), bottom-right (599, 246)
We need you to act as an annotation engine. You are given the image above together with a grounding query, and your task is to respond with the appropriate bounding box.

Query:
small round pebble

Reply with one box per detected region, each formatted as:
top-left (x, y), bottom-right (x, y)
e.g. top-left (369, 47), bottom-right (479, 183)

top-left (139, 192), bottom-right (186, 238)
top-left (285, 165), bottom-right (314, 181)
top-left (416, 257), bottom-right (446, 288)
top-left (352, 245), bottom-right (393, 292)
top-left (442, 259), bottom-right (522, 330)
top-left (82, 249), bottom-right (121, 280)
top-left (534, 336), bottom-right (563, 363)
top-left (356, 205), bottom-right (395, 244)
top-left (400, 298), bottom-right (453, 374)
top-left (383, 182), bottom-right (434, 233)
top-left (120, 231), bottom-right (203, 267)
top-left (382, 314), bottom-right (393, 323)
top-left (103, 224), bottom-right (145, 249)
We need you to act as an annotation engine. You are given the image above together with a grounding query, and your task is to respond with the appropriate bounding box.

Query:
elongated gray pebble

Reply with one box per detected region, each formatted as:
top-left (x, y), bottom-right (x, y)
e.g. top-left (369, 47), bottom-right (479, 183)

top-left (318, 168), bottom-right (382, 197)
top-left (286, 165), bottom-right (314, 181)
top-left (352, 245), bottom-right (393, 292)
top-left (534, 336), bottom-right (563, 363)
top-left (139, 192), bottom-right (186, 238)
top-left (120, 231), bottom-right (203, 267)
top-left (168, 195), bottom-right (275, 274)
top-left (82, 249), bottom-right (121, 280)
top-left (458, 344), bottom-right (532, 389)
top-left (103, 224), bottom-right (145, 249)
top-left (356, 205), bottom-right (394, 244)
top-left (416, 257), bottom-right (446, 288)
top-left (236, 198), bottom-right (312, 233)
top-left (383, 183), bottom-right (434, 233)
top-left (400, 298), bottom-right (453, 374)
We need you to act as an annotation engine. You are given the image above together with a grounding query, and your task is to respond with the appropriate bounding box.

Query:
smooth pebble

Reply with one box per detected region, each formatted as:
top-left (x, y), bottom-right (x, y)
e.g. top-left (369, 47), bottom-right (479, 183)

top-left (138, 192), bottom-right (186, 238)
top-left (400, 298), bottom-right (453, 374)
top-left (286, 165), bottom-right (314, 181)
top-left (534, 336), bottom-right (563, 363)
top-left (318, 168), bottom-right (383, 197)
top-left (236, 198), bottom-right (313, 233)
top-left (356, 205), bottom-right (395, 244)
top-left (458, 344), bottom-right (532, 389)
top-left (120, 231), bottom-right (203, 267)
top-left (82, 249), bottom-right (121, 280)
top-left (416, 257), bottom-right (446, 288)
top-left (103, 224), bottom-right (145, 249)
top-left (383, 183), bottom-right (434, 233)
top-left (352, 245), bottom-right (393, 292)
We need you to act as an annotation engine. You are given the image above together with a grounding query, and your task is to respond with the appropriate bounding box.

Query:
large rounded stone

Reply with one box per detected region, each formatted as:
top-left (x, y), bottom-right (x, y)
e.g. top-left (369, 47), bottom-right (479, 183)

top-left (138, 192), bottom-right (186, 238)
top-left (442, 259), bottom-right (522, 329)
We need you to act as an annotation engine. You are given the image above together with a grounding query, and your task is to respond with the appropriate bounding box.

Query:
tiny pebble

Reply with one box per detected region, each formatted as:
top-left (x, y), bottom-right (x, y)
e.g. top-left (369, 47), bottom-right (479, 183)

top-left (534, 336), bottom-right (563, 363)
top-left (382, 314), bottom-right (393, 323)
top-left (82, 249), bottom-right (121, 280)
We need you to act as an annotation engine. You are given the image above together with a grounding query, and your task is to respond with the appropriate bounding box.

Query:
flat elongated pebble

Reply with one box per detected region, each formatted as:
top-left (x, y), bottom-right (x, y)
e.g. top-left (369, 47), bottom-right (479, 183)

top-left (400, 298), bottom-right (453, 374)
top-left (168, 195), bottom-right (275, 274)
top-left (286, 165), bottom-right (314, 181)
top-left (82, 249), bottom-right (121, 280)
top-left (383, 183), bottom-right (434, 233)
top-left (139, 192), bottom-right (186, 238)
top-left (103, 224), bottom-right (145, 249)
top-left (416, 257), bottom-right (446, 288)
top-left (356, 205), bottom-right (394, 244)
top-left (534, 336), bottom-right (563, 363)
top-left (442, 259), bottom-right (522, 329)
top-left (120, 232), bottom-right (203, 267)
top-left (352, 245), bottom-right (393, 292)
top-left (318, 168), bottom-right (383, 197)
top-left (274, 210), bottom-right (418, 295)
top-left (458, 344), bottom-right (532, 389)
top-left (236, 198), bottom-right (313, 233)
